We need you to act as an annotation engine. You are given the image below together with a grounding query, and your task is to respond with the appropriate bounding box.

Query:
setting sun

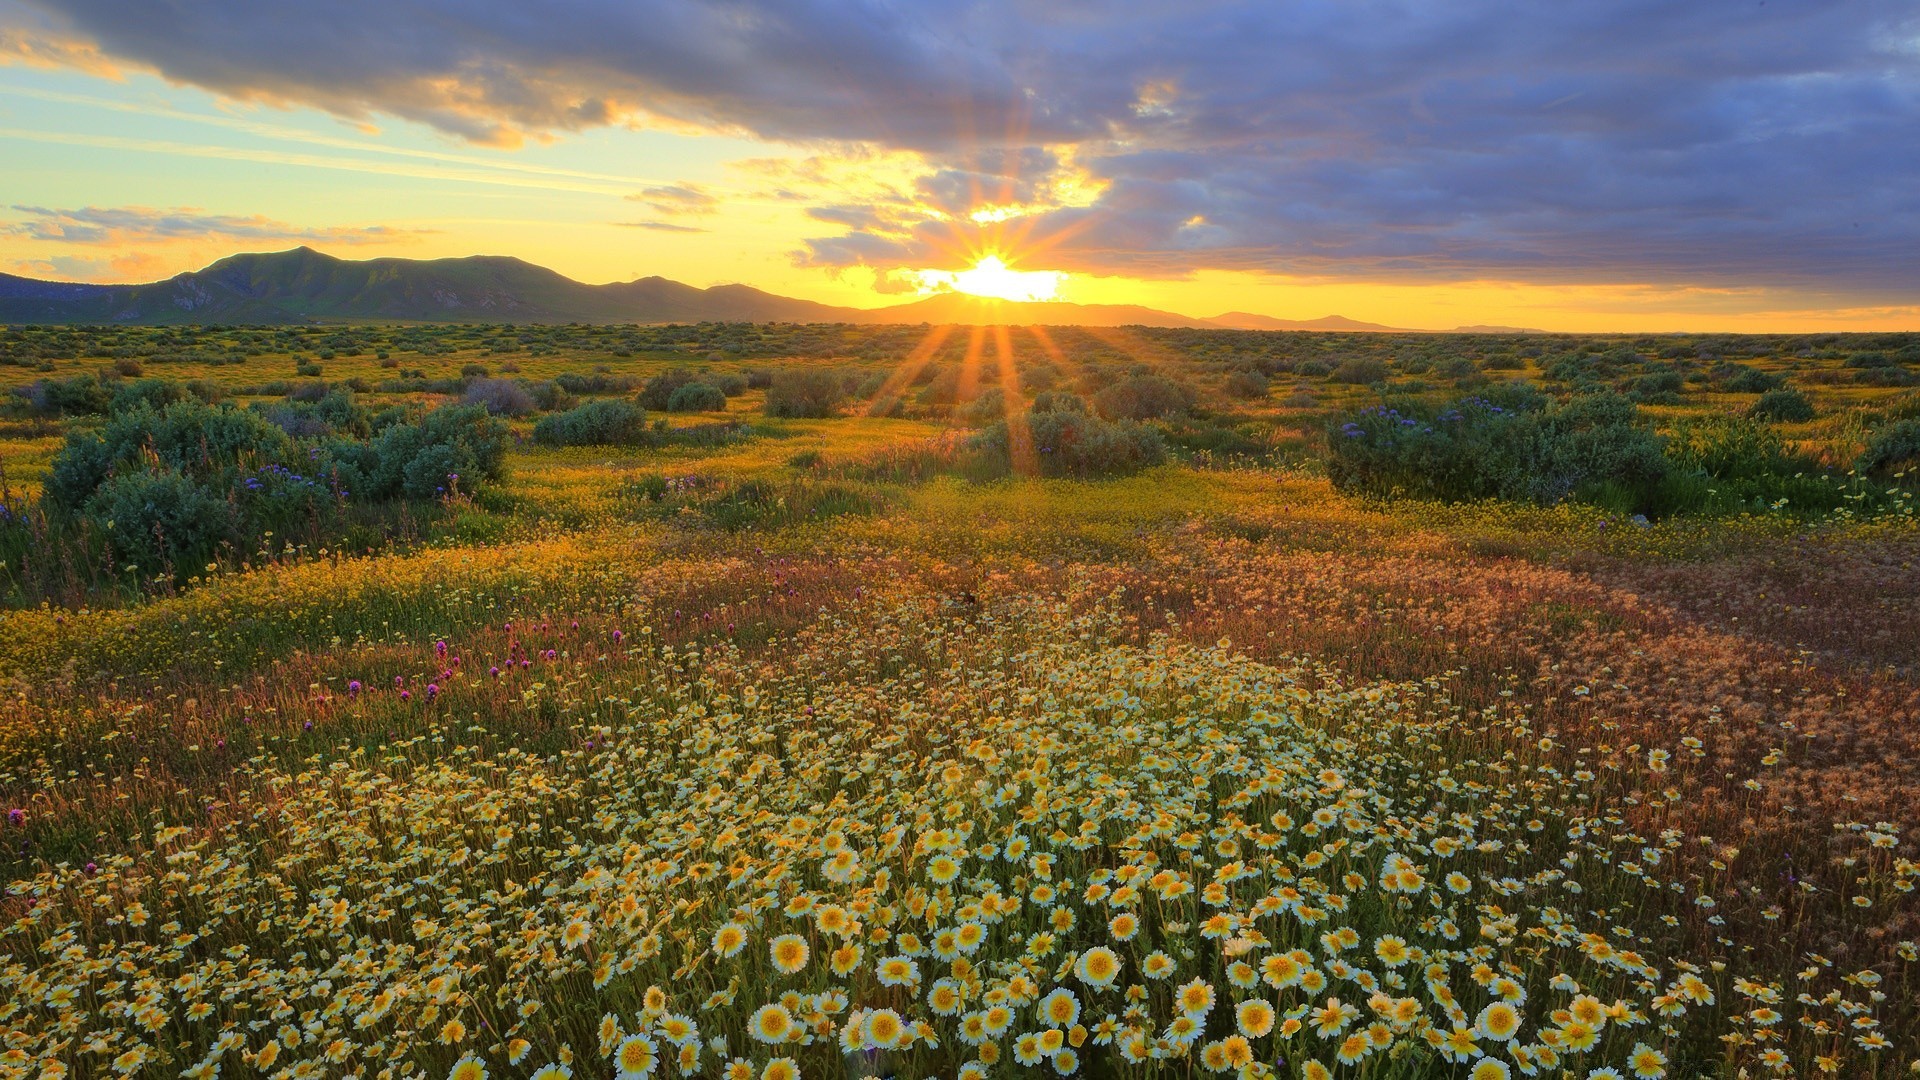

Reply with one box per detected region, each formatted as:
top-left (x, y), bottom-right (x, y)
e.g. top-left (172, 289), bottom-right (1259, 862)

top-left (912, 254), bottom-right (1065, 302)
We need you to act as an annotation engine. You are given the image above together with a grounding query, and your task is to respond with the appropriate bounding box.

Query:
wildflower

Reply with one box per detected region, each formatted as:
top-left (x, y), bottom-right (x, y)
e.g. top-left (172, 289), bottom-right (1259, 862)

top-left (876, 955), bottom-right (920, 988)
top-left (1236, 998), bottom-right (1275, 1038)
top-left (1471, 1060), bottom-right (1512, 1080)
top-left (769, 934), bottom-right (809, 974)
top-left (712, 922), bottom-right (748, 958)
top-left (749, 1004), bottom-right (793, 1044)
top-left (1039, 988), bottom-right (1082, 1027)
top-left (1478, 1001), bottom-right (1523, 1042)
top-left (1076, 946), bottom-right (1121, 988)
top-left (1628, 1043), bottom-right (1668, 1078)
top-left (1178, 979), bottom-right (1216, 1017)
top-left (447, 1055), bottom-right (486, 1080)
top-left (614, 1033), bottom-right (659, 1079)
top-left (863, 1009), bottom-right (905, 1049)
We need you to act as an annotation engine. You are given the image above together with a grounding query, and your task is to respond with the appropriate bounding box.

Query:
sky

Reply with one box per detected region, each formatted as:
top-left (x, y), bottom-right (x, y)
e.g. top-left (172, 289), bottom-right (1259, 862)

top-left (1, 0), bottom-right (1917, 332)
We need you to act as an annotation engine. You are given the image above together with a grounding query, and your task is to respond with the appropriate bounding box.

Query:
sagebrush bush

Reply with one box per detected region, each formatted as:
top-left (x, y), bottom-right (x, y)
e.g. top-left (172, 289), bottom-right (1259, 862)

top-left (462, 378), bottom-right (536, 417)
top-left (1328, 392), bottom-right (1668, 509)
top-left (972, 407), bottom-right (1165, 478)
top-left (639, 368), bottom-right (702, 410)
top-left (665, 381), bottom-right (727, 413)
top-left (1858, 418), bottom-right (1920, 476)
top-left (1748, 387), bottom-right (1816, 422)
top-left (764, 369), bottom-right (847, 418)
top-left (531, 399), bottom-right (652, 446)
top-left (1092, 374), bottom-right (1192, 420)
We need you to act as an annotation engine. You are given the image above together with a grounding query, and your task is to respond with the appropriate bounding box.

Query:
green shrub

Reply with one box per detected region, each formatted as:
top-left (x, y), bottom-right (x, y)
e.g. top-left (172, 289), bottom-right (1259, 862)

top-left (108, 378), bottom-right (186, 414)
top-left (1748, 387), bottom-right (1815, 422)
top-left (1222, 369), bottom-right (1269, 398)
top-left (462, 378), bottom-right (537, 416)
top-left (1092, 375), bottom-right (1193, 420)
top-left (532, 399), bottom-right (652, 447)
top-left (972, 409), bottom-right (1165, 478)
top-left (87, 470), bottom-right (240, 574)
top-left (956, 388), bottom-right (1008, 427)
top-left (764, 369), bottom-right (847, 418)
top-left (666, 382), bottom-right (727, 413)
top-left (640, 368), bottom-right (701, 410)
top-left (1858, 419), bottom-right (1920, 476)
top-left (45, 401), bottom-right (295, 509)
top-left (1330, 357), bottom-right (1390, 385)
top-left (1030, 391), bottom-right (1087, 416)
top-left (1327, 392), bottom-right (1667, 510)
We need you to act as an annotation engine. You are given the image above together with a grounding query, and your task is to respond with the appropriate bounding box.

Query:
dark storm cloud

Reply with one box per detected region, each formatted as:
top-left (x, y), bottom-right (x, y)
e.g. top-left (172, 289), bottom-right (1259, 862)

top-left (12, 0), bottom-right (1920, 291)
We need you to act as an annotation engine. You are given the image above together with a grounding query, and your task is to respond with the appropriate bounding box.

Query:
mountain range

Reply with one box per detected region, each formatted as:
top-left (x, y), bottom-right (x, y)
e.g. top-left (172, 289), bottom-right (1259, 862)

top-left (0, 247), bottom-right (1537, 332)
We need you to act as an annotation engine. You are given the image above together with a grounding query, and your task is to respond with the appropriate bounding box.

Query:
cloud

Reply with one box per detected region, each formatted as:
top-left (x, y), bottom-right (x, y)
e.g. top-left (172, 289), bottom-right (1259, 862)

top-left (627, 184), bottom-right (719, 215)
top-left (614, 220), bottom-right (707, 233)
top-left (8, 0), bottom-right (1920, 292)
top-left (4, 204), bottom-right (430, 247)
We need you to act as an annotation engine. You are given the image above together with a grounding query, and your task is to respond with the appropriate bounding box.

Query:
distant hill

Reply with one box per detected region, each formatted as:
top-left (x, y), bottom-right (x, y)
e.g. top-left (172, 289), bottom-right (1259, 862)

top-left (0, 247), bottom-right (855, 326)
top-left (0, 247), bottom-right (1503, 331)
top-left (1208, 311), bottom-right (1406, 332)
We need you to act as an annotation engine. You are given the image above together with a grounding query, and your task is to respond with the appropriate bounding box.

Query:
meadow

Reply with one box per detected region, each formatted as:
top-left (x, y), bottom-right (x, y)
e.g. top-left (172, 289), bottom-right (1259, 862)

top-left (0, 321), bottom-right (1917, 1080)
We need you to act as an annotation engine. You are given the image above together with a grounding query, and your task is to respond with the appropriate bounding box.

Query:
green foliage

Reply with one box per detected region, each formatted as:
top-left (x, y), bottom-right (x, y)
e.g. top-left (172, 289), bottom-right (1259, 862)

top-left (531, 399), bottom-right (652, 447)
top-left (37, 401), bottom-right (506, 577)
top-left (1092, 374), bottom-right (1193, 420)
top-left (972, 408), bottom-right (1165, 478)
top-left (85, 470), bottom-right (240, 574)
top-left (639, 368), bottom-right (702, 410)
top-left (764, 369), bottom-right (847, 418)
top-left (1858, 419), bottom-right (1920, 476)
top-left (665, 381), bottom-right (727, 413)
top-left (1748, 387), bottom-right (1815, 422)
top-left (1328, 392), bottom-right (1669, 511)
top-left (1222, 369), bottom-right (1269, 398)
top-left (461, 378), bottom-right (537, 416)
top-left (1330, 356), bottom-right (1390, 385)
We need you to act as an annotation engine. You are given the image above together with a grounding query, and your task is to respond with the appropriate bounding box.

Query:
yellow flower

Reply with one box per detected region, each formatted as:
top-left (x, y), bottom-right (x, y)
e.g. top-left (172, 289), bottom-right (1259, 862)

top-left (769, 934), bottom-right (809, 974)
top-left (1236, 998), bottom-right (1274, 1038)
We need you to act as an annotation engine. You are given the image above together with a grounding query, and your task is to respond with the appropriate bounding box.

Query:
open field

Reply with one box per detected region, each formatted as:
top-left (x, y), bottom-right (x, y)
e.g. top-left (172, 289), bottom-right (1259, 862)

top-left (1, 323), bottom-right (1918, 1079)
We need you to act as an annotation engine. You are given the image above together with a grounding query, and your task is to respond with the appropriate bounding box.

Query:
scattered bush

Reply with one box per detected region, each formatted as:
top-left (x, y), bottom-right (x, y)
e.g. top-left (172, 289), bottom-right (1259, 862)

top-left (665, 382), bottom-right (728, 413)
top-left (1749, 387), bottom-right (1816, 423)
top-left (462, 378), bottom-right (537, 417)
top-left (1330, 357), bottom-right (1391, 385)
top-left (973, 408), bottom-right (1165, 478)
top-left (1328, 392), bottom-right (1668, 510)
top-left (1092, 374), bottom-right (1193, 421)
top-left (764, 369), bottom-right (847, 418)
top-left (1222, 369), bottom-right (1270, 398)
top-left (532, 399), bottom-right (652, 447)
top-left (1858, 419), bottom-right (1920, 476)
top-left (639, 368), bottom-right (702, 410)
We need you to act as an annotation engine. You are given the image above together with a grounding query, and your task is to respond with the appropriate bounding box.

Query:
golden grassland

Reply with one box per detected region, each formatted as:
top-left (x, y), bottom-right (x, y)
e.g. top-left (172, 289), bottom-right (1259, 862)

top-left (0, 327), bottom-right (1918, 1080)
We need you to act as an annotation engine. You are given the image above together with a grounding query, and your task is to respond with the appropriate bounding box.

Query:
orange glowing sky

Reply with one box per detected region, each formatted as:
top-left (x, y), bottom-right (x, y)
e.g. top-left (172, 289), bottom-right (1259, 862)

top-left (2, 1), bottom-right (1918, 331)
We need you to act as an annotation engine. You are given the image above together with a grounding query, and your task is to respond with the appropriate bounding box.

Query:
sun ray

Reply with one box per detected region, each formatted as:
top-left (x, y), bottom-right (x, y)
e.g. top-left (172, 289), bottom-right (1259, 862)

top-left (864, 323), bottom-right (957, 417)
top-left (990, 323), bottom-right (1038, 478)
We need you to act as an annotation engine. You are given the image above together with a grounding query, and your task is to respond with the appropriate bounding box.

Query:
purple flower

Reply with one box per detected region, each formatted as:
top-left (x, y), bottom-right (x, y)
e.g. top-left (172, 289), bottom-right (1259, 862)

top-left (612, 629), bottom-right (623, 643)
top-left (6, 808), bottom-right (23, 827)
top-left (84, 862), bottom-right (98, 875)
top-left (348, 680), bottom-right (362, 695)
top-left (303, 720), bottom-right (313, 731)
top-left (400, 690), bottom-right (411, 702)
top-left (489, 665), bottom-right (500, 677)
top-left (426, 683), bottom-right (439, 698)
top-left (435, 640), bottom-right (448, 657)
